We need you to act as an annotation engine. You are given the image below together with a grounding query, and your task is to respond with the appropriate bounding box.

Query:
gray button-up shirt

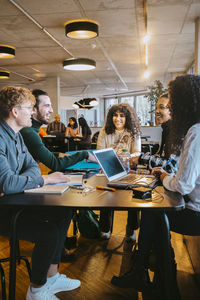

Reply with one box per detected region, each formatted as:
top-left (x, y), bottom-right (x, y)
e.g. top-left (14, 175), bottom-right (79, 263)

top-left (0, 120), bottom-right (44, 194)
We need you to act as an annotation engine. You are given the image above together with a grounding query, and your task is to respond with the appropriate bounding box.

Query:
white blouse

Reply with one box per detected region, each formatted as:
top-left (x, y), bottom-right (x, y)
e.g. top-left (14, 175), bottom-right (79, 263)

top-left (163, 123), bottom-right (200, 212)
top-left (97, 127), bottom-right (141, 155)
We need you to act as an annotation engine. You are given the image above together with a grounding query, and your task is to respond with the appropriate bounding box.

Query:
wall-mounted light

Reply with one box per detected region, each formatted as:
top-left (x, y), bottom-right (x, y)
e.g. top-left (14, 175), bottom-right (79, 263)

top-left (73, 98), bottom-right (98, 109)
top-left (65, 19), bottom-right (99, 39)
top-left (0, 70), bottom-right (10, 79)
top-left (63, 58), bottom-right (96, 71)
top-left (143, 35), bottom-right (150, 44)
top-left (0, 45), bottom-right (15, 58)
top-left (144, 70), bottom-right (150, 79)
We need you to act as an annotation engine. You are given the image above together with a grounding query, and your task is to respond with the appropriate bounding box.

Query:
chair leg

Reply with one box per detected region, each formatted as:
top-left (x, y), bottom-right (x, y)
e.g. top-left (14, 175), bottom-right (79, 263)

top-left (15, 241), bottom-right (32, 280)
top-left (9, 239), bottom-right (32, 280)
top-left (73, 211), bottom-right (78, 236)
top-left (110, 210), bottom-right (114, 233)
top-left (0, 263), bottom-right (7, 300)
top-left (19, 257), bottom-right (32, 280)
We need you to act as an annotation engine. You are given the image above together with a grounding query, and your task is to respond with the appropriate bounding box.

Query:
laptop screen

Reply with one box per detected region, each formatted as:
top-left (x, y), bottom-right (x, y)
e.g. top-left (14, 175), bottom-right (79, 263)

top-left (93, 148), bottom-right (127, 181)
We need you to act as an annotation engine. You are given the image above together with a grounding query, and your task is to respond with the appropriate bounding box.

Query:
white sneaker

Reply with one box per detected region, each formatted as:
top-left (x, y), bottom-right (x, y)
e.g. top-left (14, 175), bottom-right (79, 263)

top-left (125, 231), bottom-right (136, 243)
top-left (47, 273), bottom-right (81, 294)
top-left (100, 231), bottom-right (111, 240)
top-left (26, 285), bottom-right (59, 300)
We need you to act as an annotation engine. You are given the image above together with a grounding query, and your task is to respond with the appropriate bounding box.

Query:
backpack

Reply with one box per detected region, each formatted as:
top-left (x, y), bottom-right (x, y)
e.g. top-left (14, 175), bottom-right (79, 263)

top-left (73, 209), bottom-right (101, 239)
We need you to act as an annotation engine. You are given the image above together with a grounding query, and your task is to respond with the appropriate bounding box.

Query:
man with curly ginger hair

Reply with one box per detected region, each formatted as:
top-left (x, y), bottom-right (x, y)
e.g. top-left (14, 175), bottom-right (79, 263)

top-left (0, 86), bottom-right (81, 300)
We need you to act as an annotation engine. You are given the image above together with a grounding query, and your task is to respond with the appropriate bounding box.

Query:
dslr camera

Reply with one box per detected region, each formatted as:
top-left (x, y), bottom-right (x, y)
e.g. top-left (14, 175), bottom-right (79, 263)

top-left (138, 153), bottom-right (178, 174)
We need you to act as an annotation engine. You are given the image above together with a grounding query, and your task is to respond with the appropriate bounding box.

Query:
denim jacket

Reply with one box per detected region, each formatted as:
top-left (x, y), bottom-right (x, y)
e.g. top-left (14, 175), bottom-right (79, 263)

top-left (0, 120), bottom-right (44, 194)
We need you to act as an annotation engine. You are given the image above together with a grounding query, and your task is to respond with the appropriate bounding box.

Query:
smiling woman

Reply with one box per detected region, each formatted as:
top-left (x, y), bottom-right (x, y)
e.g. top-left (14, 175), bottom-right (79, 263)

top-left (155, 93), bottom-right (171, 125)
top-left (97, 103), bottom-right (141, 241)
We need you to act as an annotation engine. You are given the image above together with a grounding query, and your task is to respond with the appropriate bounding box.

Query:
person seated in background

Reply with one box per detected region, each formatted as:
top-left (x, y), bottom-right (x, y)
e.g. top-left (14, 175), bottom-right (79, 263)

top-left (77, 117), bottom-right (92, 150)
top-left (97, 103), bottom-right (141, 241)
top-left (20, 89), bottom-right (96, 261)
top-left (0, 86), bottom-right (81, 300)
top-left (65, 117), bottom-right (80, 137)
top-left (111, 74), bottom-right (200, 298)
top-left (46, 113), bottom-right (65, 134)
top-left (155, 92), bottom-right (171, 158)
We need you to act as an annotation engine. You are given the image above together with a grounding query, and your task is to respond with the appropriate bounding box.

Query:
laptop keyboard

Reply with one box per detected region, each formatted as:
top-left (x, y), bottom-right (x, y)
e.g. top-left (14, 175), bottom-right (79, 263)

top-left (118, 174), bottom-right (155, 185)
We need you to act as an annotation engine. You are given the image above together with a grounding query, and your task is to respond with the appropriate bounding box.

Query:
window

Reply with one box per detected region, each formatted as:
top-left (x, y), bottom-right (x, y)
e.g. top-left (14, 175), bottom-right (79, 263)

top-left (105, 95), bottom-right (151, 126)
top-left (120, 96), bottom-right (134, 106)
top-left (77, 100), bottom-right (104, 127)
top-left (135, 95), bottom-right (151, 126)
top-left (105, 98), bottom-right (118, 114)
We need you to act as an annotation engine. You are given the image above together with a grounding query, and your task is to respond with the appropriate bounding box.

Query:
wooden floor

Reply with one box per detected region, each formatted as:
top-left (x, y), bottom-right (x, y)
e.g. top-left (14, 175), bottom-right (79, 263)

top-left (0, 210), bottom-right (200, 300)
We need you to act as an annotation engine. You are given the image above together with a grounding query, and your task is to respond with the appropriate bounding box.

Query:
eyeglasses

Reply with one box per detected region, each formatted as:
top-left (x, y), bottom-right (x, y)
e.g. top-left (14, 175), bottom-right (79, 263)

top-left (113, 113), bottom-right (125, 118)
top-left (16, 105), bottom-right (34, 112)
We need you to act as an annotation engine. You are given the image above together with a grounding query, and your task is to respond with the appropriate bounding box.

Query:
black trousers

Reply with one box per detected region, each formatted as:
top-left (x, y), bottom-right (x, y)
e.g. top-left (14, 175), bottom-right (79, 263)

top-left (99, 208), bottom-right (139, 233)
top-left (0, 207), bottom-right (72, 285)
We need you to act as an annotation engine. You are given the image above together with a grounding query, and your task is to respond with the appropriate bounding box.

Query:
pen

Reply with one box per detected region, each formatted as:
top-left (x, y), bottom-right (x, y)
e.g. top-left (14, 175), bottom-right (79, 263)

top-left (96, 185), bottom-right (116, 192)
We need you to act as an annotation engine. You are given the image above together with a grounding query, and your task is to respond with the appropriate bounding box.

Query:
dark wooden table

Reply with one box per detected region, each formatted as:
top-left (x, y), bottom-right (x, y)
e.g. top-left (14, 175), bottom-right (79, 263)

top-left (0, 174), bottom-right (185, 300)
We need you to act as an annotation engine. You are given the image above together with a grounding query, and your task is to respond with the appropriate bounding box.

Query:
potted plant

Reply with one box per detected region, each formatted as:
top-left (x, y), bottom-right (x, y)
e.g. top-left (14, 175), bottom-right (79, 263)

top-left (144, 80), bottom-right (167, 125)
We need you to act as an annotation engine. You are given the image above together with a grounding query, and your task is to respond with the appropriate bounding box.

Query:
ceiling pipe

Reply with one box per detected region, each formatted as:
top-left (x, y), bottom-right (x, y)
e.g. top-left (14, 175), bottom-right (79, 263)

top-left (0, 66), bottom-right (36, 82)
top-left (9, 0), bottom-right (129, 90)
top-left (103, 89), bottom-right (148, 98)
top-left (9, 0), bottom-right (74, 57)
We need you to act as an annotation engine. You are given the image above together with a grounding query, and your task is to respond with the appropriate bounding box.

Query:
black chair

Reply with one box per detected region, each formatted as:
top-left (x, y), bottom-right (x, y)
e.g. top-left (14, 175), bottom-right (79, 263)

top-left (43, 132), bottom-right (66, 153)
top-left (0, 209), bottom-right (32, 300)
top-left (0, 240), bottom-right (31, 300)
top-left (0, 262), bottom-right (6, 300)
top-left (91, 131), bottom-right (99, 149)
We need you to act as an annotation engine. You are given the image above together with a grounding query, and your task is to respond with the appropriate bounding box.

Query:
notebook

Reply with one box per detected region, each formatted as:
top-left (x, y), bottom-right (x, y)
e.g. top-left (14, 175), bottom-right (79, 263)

top-left (93, 148), bottom-right (159, 189)
top-left (25, 185), bottom-right (69, 194)
top-left (65, 174), bottom-right (83, 185)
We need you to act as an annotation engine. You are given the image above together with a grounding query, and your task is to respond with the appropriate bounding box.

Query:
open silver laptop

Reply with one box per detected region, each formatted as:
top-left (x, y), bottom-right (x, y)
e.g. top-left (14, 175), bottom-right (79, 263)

top-left (93, 148), bottom-right (159, 189)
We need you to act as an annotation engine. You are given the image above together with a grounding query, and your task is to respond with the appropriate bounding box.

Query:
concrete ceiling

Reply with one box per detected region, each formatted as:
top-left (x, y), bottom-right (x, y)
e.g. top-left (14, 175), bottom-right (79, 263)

top-left (0, 0), bottom-right (199, 98)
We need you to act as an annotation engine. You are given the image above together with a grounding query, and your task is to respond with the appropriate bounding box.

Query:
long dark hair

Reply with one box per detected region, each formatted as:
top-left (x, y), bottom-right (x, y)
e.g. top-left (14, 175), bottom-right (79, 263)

top-left (78, 117), bottom-right (91, 135)
top-left (168, 74), bottom-right (200, 155)
top-left (105, 103), bottom-right (141, 139)
top-left (68, 117), bottom-right (78, 129)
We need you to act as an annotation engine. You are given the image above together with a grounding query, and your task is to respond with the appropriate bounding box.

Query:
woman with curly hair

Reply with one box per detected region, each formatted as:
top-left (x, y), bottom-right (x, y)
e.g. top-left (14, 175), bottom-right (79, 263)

top-left (111, 74), bottom-right (200, 296)
top-left (97, 103), bottom-right (141, 240)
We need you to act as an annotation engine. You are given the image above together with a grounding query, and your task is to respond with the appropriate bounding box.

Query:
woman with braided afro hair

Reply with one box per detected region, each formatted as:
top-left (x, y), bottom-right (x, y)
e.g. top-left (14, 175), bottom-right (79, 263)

top-left (111, 75), bottom-right (200, 297)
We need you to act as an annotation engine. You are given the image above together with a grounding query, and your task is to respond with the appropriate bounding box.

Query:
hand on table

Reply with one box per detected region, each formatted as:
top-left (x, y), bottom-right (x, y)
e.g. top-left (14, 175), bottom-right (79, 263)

top-left (130, 156), bottom-right (139, 169)
top-left (152, 167), bottom-right (169, 182)
top-left (86, 152), bottom-right (97, 163)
